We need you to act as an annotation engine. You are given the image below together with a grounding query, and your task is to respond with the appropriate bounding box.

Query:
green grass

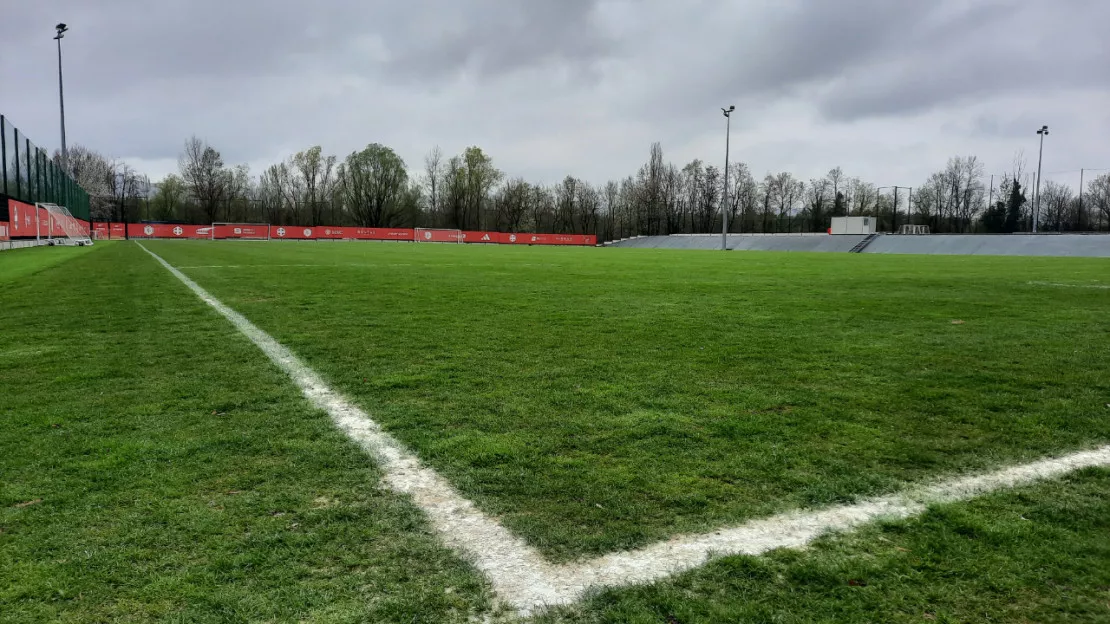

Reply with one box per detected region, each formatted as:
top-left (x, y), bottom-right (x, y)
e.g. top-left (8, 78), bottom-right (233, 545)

top-left (0, 243), bottom-right (97, 285)
top-left (0, 243), bottom-right (496, 623)
top-left (137, 241), bottom-right (1110, 561)
top-left (4, 241), bottom-right (1110, 623)
top-left (535, 468), bottom-right (1110, 624)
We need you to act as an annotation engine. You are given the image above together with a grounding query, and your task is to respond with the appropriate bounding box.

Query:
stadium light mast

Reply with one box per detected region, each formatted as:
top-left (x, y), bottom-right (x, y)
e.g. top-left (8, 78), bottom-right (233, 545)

top-left (721, 105), bottom-right (735, 251)
top-left (1034, 125), bottom-right (1048, 233)
top-left (55, 23), bottom-right (69, 174)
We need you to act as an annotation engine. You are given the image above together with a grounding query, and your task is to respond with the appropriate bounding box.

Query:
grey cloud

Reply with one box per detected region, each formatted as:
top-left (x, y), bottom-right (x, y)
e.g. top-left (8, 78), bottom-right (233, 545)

top-left (379, 0), bottom-right (611, 80)
top-left (814, 0), bottom-right (1110, 121)
top-left (1, 0), bottom-right (1105, 189)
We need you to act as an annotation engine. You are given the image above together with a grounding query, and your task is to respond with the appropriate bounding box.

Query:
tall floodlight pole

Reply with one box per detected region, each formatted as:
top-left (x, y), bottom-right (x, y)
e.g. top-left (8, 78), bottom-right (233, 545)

top-left (1078, 168), bottom-right (1084, 231)
top-left (721, 105), bottom-right (735, 251)
top-left (55, 23), bottom-right (69, 174)
top-left (1034, 125), bottom-right (1048, 233)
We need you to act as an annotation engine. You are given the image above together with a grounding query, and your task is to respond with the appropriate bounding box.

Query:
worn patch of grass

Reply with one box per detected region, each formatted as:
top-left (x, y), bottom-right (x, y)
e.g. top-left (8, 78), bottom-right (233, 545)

top-left (0, 242), bottom-right (496, 623)
top-left (535, 468), bottom-right (1110, 624)
top-left (0, 242), bottom-right (99, 285)
top-left (140, 241), bottom-right (1110, 561)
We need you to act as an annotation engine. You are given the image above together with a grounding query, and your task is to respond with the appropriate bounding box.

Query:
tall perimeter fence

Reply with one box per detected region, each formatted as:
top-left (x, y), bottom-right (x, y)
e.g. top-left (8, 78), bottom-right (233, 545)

top-left (1, 114), bottom-right (92, 246)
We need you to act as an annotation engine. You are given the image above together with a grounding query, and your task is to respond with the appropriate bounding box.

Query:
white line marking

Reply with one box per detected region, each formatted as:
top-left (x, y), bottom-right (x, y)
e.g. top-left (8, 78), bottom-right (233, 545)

top-left (176, 264), bottom-right (322, 269)
top-left (1027, 280), bottom-right (1110, 290)
top-left (176, 263), bottom-right (415, 269)
top-left (138, 243), bottom-right (1110, 616)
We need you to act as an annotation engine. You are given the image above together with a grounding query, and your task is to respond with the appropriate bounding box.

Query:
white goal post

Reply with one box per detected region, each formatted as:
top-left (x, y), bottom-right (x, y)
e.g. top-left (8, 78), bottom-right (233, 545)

top-left (211, 223), bottom-right (271, 240)
top-left (898, 224), bottom-right (931, 235)
top-left (414, 228), bottom-right (463, 243)
top-left (38, 203), bottom-right (94, 247)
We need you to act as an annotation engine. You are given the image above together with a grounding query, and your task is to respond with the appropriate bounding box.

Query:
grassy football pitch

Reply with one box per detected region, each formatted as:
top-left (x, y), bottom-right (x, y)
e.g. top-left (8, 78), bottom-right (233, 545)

top-left (3, 241), bottom-right (1110, 622)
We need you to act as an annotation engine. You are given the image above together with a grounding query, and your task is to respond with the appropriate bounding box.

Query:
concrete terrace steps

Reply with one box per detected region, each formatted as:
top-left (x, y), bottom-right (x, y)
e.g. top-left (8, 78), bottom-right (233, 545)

top-left (605, 233), bottom-right (1110, 257)
top-left (849, 233), bottom-right (881, 253)
top-left (609, 234), bottom-right (869, 252)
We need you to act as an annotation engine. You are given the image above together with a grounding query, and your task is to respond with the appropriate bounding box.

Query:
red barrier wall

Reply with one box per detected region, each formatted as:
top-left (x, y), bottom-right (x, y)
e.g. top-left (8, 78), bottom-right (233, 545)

top-left (128, 223), bottom-right (214, 239)
top-left (500, 232), bottom-right (596, 245)
top-left (461, 231), bottom-right (499, 243)
top-left (7, 199), bottom-right (43, 237)
top-left (82, 221), bottom-right (595, 246)
top-left (415, 229), bottom-right (465, 243)
top-left (6, 199), bottom-right (91, 238)
top-left (212, 224), bottom-right (268, 239)
top-left (270, 226), bottom-right (415, 241)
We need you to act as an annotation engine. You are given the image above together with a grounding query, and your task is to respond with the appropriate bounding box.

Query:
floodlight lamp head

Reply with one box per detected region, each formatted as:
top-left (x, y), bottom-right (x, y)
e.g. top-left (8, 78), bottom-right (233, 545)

top-left (1038, 125), bottom-right (1048, 135)
top-left (55, 23), bottom-right (67, 38)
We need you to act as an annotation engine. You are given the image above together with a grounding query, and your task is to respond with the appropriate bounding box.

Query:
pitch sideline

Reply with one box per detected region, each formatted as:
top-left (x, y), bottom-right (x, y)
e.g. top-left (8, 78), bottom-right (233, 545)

top-left (138, 242), bottom-right (1110, 616)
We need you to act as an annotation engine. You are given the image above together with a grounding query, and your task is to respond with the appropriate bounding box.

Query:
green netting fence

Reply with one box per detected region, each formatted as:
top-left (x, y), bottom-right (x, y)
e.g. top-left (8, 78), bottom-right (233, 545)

top-left (1, 114), bottom-right (90, 221)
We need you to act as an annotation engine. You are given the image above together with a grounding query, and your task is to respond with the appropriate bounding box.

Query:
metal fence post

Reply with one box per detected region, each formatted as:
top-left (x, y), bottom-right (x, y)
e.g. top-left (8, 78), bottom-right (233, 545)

top-left (12, 131), bottom-right (19, 199)
top-left (1, 116), bottom-right (6, 196)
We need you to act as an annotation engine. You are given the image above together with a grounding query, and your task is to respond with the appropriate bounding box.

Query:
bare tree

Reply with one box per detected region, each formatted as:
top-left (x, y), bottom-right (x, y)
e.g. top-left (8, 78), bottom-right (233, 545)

top-left (827, 167), bottom-right (848, 216)
top-left (635, 142), bottom-right (665, 235)
top-left (602, 180), bottom-right (620, 239)
top-left (661, 163), bottom-right (682, 234)
top-left (494, 177), bottom-right (530, 232)
top-left (462, 146), bottom-right (502, 230)
top-left (424, 146), bottom-right (443, 223)
top-left (1038, 181), bottom-right (1075, 232)
top-left (730, 162), bottom-right (756, 233)
top-left (947, 155), bottom-right (986, 232)
top-left (765, 172), bottom-right (803, 232)
top-left (1088, 172), bottom-right (1110, 231)
top-left (806, 177), bottom-right (831, 231)
top-left (179, 136), bottom-right (228, 223)
top-left (529, 184), bottom-right (554, 233)
top-left (576, 181), bottom-right (601, 235)
top-left (107, 162), bottom-right (145, 223)
top-left (555, 176), bottom-right (578, 233)
top-left (848, 178), bottom-right (877, 217)
top-left (292, 146), bottom-right (336, 226)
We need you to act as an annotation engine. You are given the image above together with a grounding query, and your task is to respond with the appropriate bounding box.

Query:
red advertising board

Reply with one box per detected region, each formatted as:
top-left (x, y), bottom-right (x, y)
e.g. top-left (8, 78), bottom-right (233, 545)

top-left (128, 223), bottom-right (214, 239)
top-left (499, 232), bottom-right (596, 246)
top-left (212, 224), bottom-right (268, 239)
top-left (271, 225), bottom-right (416, 241)
top-left (93, 223), bottom-right (110, 239)
top-left (351, 228), bottom-right (414, 241)
top-left (270, 225), bottom-right (316, 240)
top-left (5, 200), bottom-right (91, 238)
top-left (460, 231), bottom-right (499, 244)
top-left (6, 199), bottom-right (40, 237)
top-left (415, 228), bottom-right (465, 243)
top-left (110, 223), bottom-right (126, 239)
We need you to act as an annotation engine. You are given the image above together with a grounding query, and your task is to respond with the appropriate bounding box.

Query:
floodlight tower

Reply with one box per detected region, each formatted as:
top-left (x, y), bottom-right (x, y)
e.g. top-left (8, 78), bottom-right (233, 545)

top-left (55, 23), bottom-right (69, 173)
top-left (721, 105), bottom-right (735, 251)
top-left (1034, 125), bottom-right (1048, 233)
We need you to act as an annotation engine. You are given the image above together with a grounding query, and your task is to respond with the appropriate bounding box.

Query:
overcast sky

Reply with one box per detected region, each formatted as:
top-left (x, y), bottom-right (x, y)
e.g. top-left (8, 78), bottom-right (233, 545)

top-left (2, 0), bottom-right (1107, 190)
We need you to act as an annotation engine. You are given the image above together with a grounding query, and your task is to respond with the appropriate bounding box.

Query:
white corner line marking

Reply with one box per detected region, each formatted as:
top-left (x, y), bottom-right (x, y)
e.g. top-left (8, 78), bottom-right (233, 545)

top-left (138, 243), bottom-right (1110, 616)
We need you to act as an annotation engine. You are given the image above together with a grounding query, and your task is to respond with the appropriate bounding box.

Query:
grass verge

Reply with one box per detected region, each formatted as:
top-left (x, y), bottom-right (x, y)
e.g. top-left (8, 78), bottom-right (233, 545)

top-left (0, 242), bottom-right (496, 623)
top-left (535, 468), bottom-right (1110, 623)
top-left (141, 240), bottom-right (1110, 561)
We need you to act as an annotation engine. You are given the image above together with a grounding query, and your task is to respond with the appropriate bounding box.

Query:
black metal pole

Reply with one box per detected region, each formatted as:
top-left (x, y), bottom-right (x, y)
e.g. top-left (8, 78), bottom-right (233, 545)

top-left (0, 116), bottom-right (6, 196)
top-left (55, 26), bottom-right (69, 173)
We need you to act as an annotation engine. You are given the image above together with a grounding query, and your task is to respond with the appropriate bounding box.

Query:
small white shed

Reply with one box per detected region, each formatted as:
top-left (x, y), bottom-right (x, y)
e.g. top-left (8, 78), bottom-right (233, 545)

top-left (830, 216), bottom-right (876, 235)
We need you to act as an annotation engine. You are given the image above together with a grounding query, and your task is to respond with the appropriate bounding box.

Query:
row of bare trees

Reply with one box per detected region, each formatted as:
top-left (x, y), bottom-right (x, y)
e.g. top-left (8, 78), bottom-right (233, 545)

top-left (60, 137), bottom-right (1110, 238)
top-left (51, 145), bottom-right (149, 223)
